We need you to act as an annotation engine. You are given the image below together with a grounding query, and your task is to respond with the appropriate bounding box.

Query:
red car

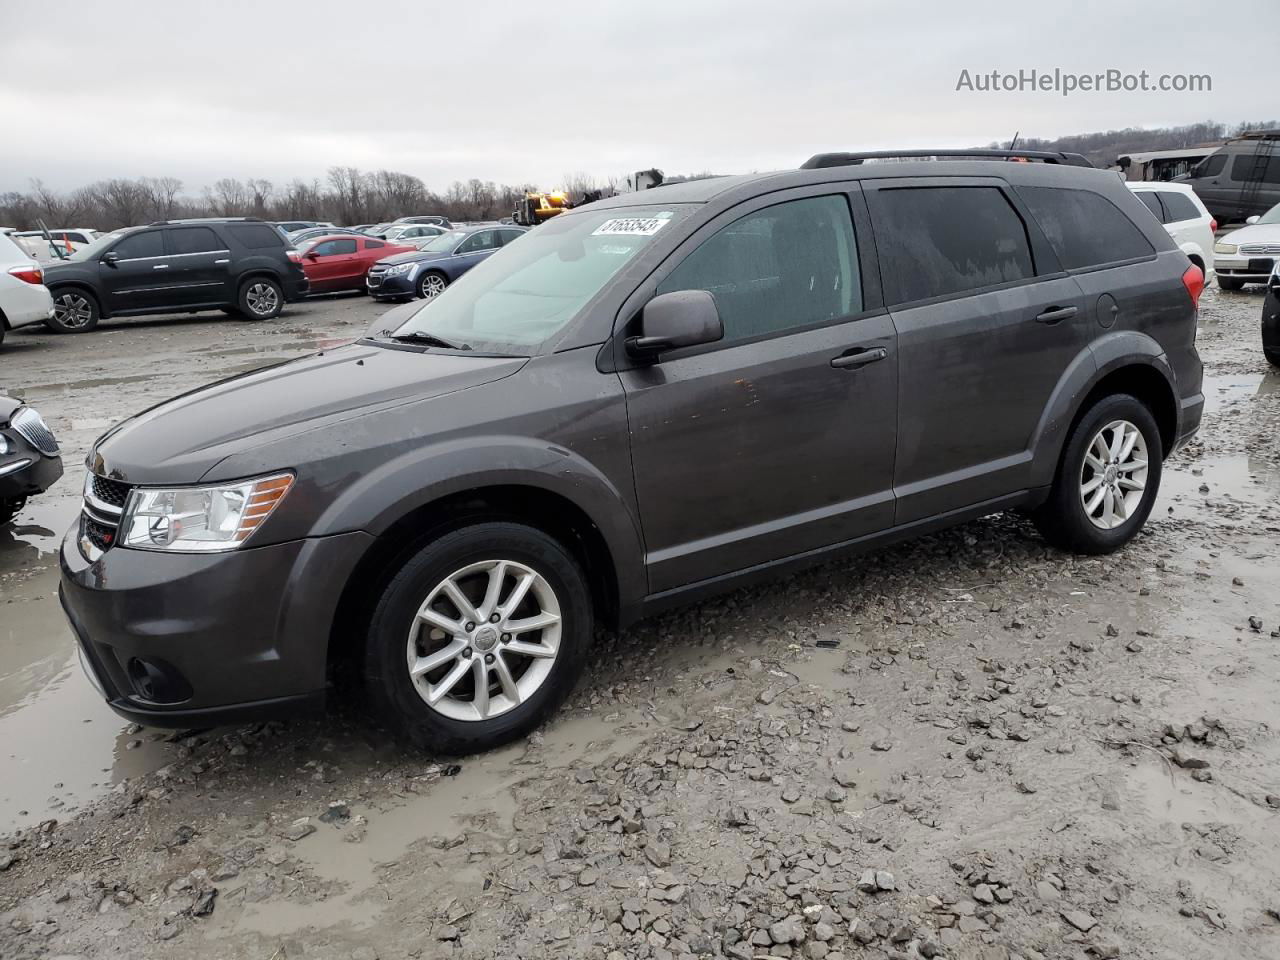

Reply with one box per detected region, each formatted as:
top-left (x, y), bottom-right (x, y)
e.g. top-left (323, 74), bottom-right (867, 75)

top-left (298, 234), bottom-right (416, 294)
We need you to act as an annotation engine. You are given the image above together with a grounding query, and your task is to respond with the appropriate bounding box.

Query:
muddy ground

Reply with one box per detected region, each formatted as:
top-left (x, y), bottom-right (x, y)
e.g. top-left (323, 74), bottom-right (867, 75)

top-left (1, 287), bottom-right (1278, 960)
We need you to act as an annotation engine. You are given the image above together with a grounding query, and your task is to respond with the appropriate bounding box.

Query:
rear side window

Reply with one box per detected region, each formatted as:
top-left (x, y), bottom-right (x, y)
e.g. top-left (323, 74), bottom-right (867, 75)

top-left (1159, 192), bottom-right (1201, 223)
top-left (1134, 192), bottom-right (1165, 222)
top-left (112, 231), bottom-right (165, 260)
top-left (869, 187), bottom-right (1032, 304)
top-left (168, 227), bottom-right (223, 255)
top-left (227, 224), bottom-right (286, 249)
top-left (1019, 186), bottom-right (1154, 271)
top-left (658, 194), bottom-right (860, 342)
top-left (365, 239), bottom-right (385, 249)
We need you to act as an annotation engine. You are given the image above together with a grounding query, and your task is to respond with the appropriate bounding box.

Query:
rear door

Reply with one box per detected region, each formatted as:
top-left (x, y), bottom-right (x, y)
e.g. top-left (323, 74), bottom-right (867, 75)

top-left (620, 187), bottom-right (898, 592)
top-left (163, 226), bottom-right (232, 305)
top-left (98, 229), bottom-right (171, 313)
top-left (865, 178), bottom-right (1089, 523)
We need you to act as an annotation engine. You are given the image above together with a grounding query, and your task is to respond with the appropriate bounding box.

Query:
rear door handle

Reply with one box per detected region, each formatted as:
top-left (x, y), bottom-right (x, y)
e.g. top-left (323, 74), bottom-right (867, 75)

top-left (1035, 305), bottom-right (1078, 324)
top-left (152, 264), bottom-right (170, 270)
top-left (214, 258), bottom-right (230, 265)
top-left (830, 346), bottom-right (888, 370)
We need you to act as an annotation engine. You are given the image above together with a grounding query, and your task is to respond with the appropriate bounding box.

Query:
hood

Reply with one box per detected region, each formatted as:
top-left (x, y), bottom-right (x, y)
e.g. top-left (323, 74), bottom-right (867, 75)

top-left (1220, 223), bottom-right (1280, 246)
top-left (376, 249), bottom-right (453, 266)
top-left (91, 343), bottom-right (525, 483)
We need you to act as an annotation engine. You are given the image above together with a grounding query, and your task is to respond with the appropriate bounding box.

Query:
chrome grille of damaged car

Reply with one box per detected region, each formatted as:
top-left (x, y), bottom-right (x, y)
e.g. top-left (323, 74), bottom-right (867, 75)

top-left (12, 406), bottom-right (59, 457)
top-left (81, 473), bottom-right (130, 551)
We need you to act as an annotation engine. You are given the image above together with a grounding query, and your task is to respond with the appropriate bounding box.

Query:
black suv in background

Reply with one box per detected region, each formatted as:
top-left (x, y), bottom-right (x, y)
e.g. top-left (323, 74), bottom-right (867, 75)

top-left (41, 218), bottom-right (309, 333)
top-left (62, 151), bottom-right (1204, 754)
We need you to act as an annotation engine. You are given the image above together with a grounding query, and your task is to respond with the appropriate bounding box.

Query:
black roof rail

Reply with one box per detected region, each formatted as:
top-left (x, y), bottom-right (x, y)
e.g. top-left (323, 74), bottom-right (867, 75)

top-left (800, 150), bottom-right (1094, 169)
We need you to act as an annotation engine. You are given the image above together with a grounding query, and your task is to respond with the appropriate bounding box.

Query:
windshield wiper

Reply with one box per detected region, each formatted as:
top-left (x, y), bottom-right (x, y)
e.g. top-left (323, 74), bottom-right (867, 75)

top-left (386, 331), bottom-right (469, 350)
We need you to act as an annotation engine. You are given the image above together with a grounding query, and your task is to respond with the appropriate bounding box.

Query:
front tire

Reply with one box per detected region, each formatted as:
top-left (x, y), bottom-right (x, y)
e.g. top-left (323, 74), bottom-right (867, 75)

top-left (47, 289), bottom-right (100, 333)
top-left (0, 497), bottom-right (25, 525)
top-left (1265, 347), bottom-right (1280, 368)
top-left (1033, 394), bottom-right (1163, 555)
top-left (417, 271), bottom-right (448, 300)
top-left (364, 522), bottom-right (593, 754)
top-left (1217, 277), bottom-right (1245, 291)
top-left (238, 278), bottom-right (283, 320)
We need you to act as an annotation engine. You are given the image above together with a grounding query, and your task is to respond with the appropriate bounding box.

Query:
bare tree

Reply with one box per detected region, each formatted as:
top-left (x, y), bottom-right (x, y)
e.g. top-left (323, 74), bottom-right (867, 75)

top-left (142, 176), bottom-right (184, 220)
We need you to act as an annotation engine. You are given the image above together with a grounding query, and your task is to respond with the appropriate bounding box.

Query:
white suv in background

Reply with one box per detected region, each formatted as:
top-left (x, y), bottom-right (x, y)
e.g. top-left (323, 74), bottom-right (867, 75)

top-left (1127, 182), bottom-right (1216, 284)
top-left (0, 232), bottom-right (54, 348)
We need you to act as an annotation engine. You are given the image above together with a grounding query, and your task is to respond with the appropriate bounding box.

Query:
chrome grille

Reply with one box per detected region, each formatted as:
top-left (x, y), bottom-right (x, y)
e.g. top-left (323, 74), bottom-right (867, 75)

top-left (1240, 243), bottom-right (1280, 255)
top-left (81, 472), bottom-right (130, 552)
top-left (11, 406), bottom-right (59, 457)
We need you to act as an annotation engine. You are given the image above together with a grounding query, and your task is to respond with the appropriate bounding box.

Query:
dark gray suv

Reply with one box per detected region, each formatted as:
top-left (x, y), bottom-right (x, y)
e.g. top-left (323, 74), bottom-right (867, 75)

top-left (60, 151), bottom-right (1205, 753)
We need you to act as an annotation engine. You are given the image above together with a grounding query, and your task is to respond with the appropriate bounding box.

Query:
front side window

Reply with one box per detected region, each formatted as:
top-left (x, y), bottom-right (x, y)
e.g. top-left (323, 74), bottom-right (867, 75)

top-left (457, 231), bottom-right (498, 254)
top-left (1158, 192), bottom-right (1201, 223)
top-left (386, 205), bottom-right (690, 353)
top-left (1018, 186), bottom-right (1154, 271)
top-left (168, 227), bottom-right (223, 255)
top-left (657, 195), bottom-right (860, 342)
top-left (1194, 154), bottom-right (1227, 179)
top-left (312, 238), bottom-right (357, 256)
top-left (870, 186), bottom-right (1033, 304)
top-left (111, 231), bottom-right (165, 260)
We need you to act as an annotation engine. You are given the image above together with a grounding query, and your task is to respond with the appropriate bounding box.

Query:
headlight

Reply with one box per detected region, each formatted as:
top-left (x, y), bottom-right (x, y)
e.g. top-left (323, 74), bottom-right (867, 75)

top-left (384, 262), bottom-right (416, 277)
top-left (1214, 242), bottom-right (1237, 255)
top-left (120, 473), bottom-right (294, 552)
top-left (0, 435), bottom-right (11, 456)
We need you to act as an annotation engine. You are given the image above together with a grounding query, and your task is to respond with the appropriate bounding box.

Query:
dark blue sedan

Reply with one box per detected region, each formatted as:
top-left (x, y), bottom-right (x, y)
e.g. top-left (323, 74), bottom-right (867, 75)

top-left (366, 224), bottom-right (527, 301)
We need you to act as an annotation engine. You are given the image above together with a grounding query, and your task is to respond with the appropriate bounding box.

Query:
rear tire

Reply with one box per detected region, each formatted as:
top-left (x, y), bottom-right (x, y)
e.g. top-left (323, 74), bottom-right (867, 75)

top-left (47, 289), bottom-right (100, 333)
top-left (237, 278), bottom-right (283, 320)
top-left (364, 522), bottom-right (593, 754)
top-left (1033, 394), bottom-right (1163, 555)
top-left (1217, 277), bottom-right (1245, 291)
top-left (1265, 347), bottom-right (1280, 368)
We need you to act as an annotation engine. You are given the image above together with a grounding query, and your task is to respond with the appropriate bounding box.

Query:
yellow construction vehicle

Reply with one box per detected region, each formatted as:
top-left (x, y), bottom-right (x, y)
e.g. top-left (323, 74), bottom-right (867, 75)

top-left (512, 191), bottom-right (571, 227)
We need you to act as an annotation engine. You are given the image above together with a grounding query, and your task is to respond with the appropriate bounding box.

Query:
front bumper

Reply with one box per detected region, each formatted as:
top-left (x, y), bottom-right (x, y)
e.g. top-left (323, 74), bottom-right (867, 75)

top-left (1263, 288), bottom-right (1280, 352)
top-left (1214, 254), bottom-right (1275, 282)
top-left (0, 448), bottom-right (61, 499)
top-left (367, 272), bottom-right (416, 298)
top-left (59, 524), bottom-right (374, 726)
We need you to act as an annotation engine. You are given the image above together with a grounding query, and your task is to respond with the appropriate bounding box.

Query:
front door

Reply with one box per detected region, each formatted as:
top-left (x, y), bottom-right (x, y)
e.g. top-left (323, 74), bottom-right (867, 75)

top-left (620, 190), bottom-right (898, 593)
top-left (98, 229), bottom-right (172, 313)
top-left (306, 238), bottom-right (360, 291)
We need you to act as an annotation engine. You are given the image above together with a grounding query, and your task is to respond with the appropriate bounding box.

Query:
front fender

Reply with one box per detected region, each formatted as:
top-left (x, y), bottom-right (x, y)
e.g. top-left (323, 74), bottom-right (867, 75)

top-left (311, 434), bottom-right (647, 607)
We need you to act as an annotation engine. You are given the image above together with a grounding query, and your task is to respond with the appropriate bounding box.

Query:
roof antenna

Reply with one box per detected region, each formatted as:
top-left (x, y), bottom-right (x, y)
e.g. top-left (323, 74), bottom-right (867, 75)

top-left (1009, 131), bottom-right (1020, 151)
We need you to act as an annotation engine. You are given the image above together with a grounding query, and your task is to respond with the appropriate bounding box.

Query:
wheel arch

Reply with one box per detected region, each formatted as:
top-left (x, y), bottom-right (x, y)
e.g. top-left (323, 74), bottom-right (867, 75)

top-left (326, 482), bottom-right (628, 685)
top-left (46, 281), bottom-right (105, 317)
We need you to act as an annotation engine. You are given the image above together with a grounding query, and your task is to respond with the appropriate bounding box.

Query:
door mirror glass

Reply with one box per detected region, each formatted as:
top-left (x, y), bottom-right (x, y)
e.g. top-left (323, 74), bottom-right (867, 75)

top-left (1246, 215), bottom-right (1260, 225)
top-left (627, 290), bottom-right (723, 361)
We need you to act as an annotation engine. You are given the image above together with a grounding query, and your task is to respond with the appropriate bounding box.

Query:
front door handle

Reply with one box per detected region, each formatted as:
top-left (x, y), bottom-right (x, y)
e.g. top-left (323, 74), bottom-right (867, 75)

top-left (830, 346), bottom-right (888, 370)
top-left (214, 258), bottom-right (230, 265)
top-left (1035, 305), bottom-right (1078, 324)
top-left (152, 263), bottom-right (170, 270)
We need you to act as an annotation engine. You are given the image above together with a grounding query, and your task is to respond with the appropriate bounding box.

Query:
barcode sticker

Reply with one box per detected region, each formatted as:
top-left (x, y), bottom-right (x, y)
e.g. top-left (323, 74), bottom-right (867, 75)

top-left (592, 213), bottom-right (673, 237)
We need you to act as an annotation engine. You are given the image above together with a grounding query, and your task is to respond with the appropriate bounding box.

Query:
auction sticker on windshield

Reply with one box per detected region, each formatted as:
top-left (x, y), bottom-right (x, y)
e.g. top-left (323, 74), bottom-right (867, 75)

top-left (592, 212), bottom-right (674, 237)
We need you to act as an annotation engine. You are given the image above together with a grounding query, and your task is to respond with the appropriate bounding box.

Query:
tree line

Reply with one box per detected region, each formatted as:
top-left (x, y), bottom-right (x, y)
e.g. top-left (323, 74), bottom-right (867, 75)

top-left (0, 167), bottom-right (607, 231)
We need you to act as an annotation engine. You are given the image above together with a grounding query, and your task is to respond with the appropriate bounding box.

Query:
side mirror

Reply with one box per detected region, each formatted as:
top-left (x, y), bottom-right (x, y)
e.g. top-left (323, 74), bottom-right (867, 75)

top-left (1246, 216), bottom-right (1260, 225)
top-left (627, 290), bottom-right (723, 362)
top-left (102, 251), bottom-right (120, 266)
top-left (304, 251), bottom-right (319, 260)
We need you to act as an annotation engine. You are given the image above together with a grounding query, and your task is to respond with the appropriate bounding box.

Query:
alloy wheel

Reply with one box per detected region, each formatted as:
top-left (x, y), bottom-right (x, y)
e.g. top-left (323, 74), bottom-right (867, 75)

top-left (1079, 419), bottom-right (1149, 530)
top-left (246, 282), bottom-right (279, 316)
top-left (53, 293), bottom-right (94, 329)
top-left (419, 274), bottom-right (447, 299)
top-left (405, 559), bottom-right (562, 722)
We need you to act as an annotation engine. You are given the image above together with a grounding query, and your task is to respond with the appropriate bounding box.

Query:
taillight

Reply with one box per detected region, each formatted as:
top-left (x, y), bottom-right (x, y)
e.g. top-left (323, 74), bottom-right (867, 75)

top-left (1209, 218), bottom-right (1218, 234)
top-left (7, 265), bottom-right (43, 285)
top-left (1182, 263), bottom-right (1205, 307)
top-left (286, 250), bottom-right (303, 265)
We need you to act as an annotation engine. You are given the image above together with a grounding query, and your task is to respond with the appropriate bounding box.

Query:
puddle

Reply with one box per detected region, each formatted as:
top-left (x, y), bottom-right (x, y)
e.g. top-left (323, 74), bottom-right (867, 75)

top-left (217, 708), bottom-right (654, 937)
top-left (0, 496), bottom-right (173, 831)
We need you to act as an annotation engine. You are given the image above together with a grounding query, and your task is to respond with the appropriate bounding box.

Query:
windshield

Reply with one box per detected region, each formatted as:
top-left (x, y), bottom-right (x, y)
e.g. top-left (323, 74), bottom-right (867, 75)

top-left (1257, 203), bottom-right (1280, 225)
top-left (384, 205), bottom-right (688, 353)
top-left (67, 231), bottom-right (128, 262)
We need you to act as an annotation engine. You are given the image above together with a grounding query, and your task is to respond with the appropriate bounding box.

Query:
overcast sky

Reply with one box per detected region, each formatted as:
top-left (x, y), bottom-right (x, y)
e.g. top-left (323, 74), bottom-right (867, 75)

top-left (0, 0), bottom-right (1264, 194)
